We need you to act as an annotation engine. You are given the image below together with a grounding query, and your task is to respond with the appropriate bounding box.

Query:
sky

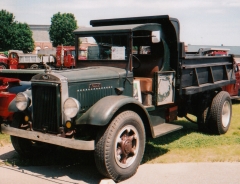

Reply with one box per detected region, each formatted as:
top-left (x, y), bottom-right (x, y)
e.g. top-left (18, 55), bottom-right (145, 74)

top-left (1, 0), bottom-right (240, 46)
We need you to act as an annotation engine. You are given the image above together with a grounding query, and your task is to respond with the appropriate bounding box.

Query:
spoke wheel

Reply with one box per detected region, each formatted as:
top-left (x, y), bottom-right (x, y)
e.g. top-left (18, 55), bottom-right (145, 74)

top-left (115, 125), bottom-right (139, 168)
top-left (95, 111), bottom-right (145, 182)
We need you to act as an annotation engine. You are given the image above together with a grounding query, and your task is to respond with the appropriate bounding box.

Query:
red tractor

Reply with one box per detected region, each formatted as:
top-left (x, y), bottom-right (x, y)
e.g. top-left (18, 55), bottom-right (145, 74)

top-left (0, 77), bottom-right (31, 122)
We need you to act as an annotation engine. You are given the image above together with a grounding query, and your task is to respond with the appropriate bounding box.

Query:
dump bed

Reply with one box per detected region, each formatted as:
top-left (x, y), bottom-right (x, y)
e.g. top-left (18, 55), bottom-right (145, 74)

top-left (179, 55), bottom-right (235, 95)
top-left (90, 16), bottom-right (236, 97)
top-left (18, 54), bottom-right (41, 64)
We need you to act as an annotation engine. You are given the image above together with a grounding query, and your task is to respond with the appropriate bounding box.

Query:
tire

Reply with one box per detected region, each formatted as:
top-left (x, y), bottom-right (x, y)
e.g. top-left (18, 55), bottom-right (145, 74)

top-left (11, 113), bottom-right (57, 158)
top-left (0, 63), bottom-right (7, 69)
top-left (197, 107), bottom-right (209, 132)
top-left (94, 111), bottom-right (145, 182)
top-left (209, 91), bottom-right (232, 134)
top-left (10, 112), bottom-right (34, 157)
top-left (29, 64), bottom-right (39, 69)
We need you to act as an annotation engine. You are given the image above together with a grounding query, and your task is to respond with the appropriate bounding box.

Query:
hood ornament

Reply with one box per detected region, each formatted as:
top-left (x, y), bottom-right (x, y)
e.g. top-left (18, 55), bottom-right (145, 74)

top-left (44, 63), bottom-right (52, 73)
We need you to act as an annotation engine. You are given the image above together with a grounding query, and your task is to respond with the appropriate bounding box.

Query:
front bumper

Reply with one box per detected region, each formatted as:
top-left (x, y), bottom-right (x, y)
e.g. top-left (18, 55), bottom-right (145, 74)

top-left (1, 124), bottom-right (95, 151)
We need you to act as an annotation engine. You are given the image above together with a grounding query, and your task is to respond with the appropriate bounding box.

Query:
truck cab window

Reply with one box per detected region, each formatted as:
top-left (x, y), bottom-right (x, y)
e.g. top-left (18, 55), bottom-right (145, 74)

top-left (79, 35), bottom-right (128, 61)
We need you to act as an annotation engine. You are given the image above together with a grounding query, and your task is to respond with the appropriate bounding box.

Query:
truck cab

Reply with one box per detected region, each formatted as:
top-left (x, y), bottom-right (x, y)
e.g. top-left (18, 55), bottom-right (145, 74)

top-left (0, 54), bottom-right (8, 69)
top-left (74, 24), bottom-right (174, 108)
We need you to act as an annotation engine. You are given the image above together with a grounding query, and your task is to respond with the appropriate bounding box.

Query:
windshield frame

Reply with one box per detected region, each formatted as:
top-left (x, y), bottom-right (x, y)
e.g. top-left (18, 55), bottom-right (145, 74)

top-left (75, 33), bottom-right (131, 69)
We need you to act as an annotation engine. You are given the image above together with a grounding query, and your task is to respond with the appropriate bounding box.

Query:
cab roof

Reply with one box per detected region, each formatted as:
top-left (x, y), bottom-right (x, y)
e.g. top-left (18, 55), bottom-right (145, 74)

top-left (73, 23), bottom-right (161, 35)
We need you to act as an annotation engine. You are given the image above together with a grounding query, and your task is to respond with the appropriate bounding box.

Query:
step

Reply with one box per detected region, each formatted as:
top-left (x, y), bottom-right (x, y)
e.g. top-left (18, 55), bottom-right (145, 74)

top-left (152, 123), bottom-right (183, 138)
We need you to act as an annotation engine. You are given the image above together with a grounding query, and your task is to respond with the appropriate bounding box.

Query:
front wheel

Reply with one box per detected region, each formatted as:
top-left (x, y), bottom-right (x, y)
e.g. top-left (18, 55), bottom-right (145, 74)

top-left (94, 111), bottom-right (145, 182)
top-left (11, 112), bottom-right (57, 158)
top-left (29, 64), bottom-right (39, 69)
top-left (0, 63), bottom-right (7, 69)
top-left (10, 112), bottom-right (34, 157)
top-left (209, 91), bottom-right (232, 134)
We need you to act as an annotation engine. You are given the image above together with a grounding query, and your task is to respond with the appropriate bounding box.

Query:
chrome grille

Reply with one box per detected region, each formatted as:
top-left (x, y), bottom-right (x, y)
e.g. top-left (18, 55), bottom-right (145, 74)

top-left (32, 84), bottom-right (61, 133)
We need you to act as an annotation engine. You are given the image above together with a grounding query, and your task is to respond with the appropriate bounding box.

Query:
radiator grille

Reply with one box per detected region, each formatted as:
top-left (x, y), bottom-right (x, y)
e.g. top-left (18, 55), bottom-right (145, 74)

top-left (32, 84), bottom-right (60, 133)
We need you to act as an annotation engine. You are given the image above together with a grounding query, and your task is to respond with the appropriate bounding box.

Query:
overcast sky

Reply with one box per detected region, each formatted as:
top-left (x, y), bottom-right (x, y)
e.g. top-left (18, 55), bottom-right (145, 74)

top-left (1, 0), bottom-right (240, 46)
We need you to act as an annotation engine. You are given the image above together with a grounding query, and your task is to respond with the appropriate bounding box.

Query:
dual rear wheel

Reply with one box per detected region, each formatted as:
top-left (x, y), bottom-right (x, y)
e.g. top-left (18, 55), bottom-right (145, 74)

top-left (198, 91), bottom-right (232, 134)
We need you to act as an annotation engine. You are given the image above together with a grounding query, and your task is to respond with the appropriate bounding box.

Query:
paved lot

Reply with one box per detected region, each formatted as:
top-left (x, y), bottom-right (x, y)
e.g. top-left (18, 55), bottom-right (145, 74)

top-left (1, 144), bottom-right (240, 184)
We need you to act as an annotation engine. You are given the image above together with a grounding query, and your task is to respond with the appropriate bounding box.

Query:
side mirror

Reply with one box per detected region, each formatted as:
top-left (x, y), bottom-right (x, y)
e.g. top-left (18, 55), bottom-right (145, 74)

top-left (152, 31), bottom-right (161, 43)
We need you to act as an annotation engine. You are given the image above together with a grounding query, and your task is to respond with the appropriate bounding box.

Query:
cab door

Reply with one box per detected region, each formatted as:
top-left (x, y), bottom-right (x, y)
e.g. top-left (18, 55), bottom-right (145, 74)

top-left (223, 64), bottom-right (240, 96)
top-left (8, 52), bottom-right (19, 69)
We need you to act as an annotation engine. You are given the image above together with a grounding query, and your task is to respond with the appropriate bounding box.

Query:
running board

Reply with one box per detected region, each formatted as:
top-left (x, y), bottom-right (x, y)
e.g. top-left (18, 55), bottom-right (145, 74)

top-left (230, 96), bottom-right (240, 99)
top-left (152, 123), bottom-right (182, 138)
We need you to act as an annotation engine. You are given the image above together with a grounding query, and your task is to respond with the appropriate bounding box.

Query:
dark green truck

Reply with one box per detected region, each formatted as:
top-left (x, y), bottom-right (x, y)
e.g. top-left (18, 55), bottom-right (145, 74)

top-left (1, 15), bottom-right (235, 182)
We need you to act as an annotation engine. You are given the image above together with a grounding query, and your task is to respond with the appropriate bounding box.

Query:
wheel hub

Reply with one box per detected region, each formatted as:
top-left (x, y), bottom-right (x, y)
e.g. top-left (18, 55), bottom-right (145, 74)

top-left (222, 101), bottom-right (231, 128)
top-left (115, 125), bottom-right (139, 168)
top-left (123, 139), bottom-right (132, 154)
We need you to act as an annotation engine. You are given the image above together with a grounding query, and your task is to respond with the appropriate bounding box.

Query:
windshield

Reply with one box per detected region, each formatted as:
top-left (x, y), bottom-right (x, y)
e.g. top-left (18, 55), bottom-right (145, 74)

top-left (78, 34), bottom-right (129, 61)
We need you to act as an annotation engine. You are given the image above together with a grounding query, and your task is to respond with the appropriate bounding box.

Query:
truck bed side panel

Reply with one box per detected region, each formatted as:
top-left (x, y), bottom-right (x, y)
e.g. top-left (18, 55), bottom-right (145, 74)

top-left (180, 56), bottom-right (235, 95)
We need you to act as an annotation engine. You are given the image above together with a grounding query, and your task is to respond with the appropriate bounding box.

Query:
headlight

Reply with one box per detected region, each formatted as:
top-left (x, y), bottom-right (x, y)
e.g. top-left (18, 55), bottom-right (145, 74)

top-left (16, 92), bottom-right (30, 111)
top-left (63, 97), bottom-right (80, 118)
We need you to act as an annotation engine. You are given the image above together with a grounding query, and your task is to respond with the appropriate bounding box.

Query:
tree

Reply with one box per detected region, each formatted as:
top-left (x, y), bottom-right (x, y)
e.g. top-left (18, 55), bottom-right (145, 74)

top-left (11, 23), bottom-right (34, 52)
top-left (49, 12), bottom-right (78, 47)
top-left (0, 10), bottom-right (15, 51)
top-left (0, 9), bottom-right (34, 52)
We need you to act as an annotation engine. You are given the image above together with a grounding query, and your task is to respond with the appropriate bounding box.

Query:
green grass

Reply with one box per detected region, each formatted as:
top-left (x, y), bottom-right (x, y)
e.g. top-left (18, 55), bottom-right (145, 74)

top-left (0, 133), bottom-right (10, 147)
top-left (1, 101), bottom-right (240, 166)
top-left (143, 100), bottom-right (240, 163)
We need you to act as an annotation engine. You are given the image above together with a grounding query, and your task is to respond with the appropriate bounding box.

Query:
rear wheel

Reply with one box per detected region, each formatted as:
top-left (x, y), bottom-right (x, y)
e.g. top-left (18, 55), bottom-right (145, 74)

top-left (208, 91), bottom-right (232, 134)
top-left (94, 111), bottom-right (145, 182)
top-left (197, 107), bottom-right (209, 132)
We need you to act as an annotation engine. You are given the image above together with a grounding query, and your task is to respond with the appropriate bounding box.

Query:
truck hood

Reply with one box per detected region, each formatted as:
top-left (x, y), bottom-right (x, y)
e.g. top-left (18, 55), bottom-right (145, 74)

top-left (31, 66), bottom-right (131, 83)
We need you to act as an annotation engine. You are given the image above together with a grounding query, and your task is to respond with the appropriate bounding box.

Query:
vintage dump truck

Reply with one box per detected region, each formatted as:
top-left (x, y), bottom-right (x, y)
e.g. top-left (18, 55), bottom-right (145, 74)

top-left (1, 15), bottom-right (235, 182)
top-left (0, 50), bottom-right (44, 69)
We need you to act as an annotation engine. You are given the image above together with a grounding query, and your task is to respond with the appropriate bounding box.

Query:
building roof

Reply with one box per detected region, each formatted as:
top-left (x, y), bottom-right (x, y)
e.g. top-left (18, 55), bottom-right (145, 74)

top-left (29, 25), bottom-right (50, 31)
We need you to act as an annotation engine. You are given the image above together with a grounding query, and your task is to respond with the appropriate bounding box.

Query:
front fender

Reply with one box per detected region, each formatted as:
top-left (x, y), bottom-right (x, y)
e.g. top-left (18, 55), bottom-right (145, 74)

top-left (75, 95), bottom-right (149, 126)
top-left (8, 81), bottom-right (31, 94)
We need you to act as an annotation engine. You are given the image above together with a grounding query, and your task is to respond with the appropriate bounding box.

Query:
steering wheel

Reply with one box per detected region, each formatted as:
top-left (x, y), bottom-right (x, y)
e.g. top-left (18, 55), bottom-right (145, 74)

top-left (132, 55), bottom-right (141, 69)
